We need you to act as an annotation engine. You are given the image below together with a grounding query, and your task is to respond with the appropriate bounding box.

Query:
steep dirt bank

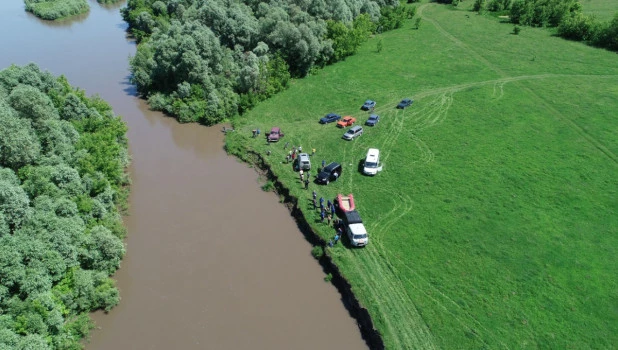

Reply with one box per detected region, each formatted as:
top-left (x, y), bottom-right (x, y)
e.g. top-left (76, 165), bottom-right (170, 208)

top-left (245, 151), bottom-right (385, 350)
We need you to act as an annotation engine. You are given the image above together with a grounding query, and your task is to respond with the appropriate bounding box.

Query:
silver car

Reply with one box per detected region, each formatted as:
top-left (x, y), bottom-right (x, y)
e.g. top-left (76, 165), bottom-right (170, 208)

top-left (342, 125), bottom-right (363, 140)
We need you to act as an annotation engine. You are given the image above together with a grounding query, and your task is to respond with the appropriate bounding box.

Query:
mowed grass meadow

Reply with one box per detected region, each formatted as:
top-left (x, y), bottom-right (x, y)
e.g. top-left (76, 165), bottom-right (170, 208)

top-left (228, 2), bottom-right (618, 348)
top-left (581, 0), bottom-right (618, 21)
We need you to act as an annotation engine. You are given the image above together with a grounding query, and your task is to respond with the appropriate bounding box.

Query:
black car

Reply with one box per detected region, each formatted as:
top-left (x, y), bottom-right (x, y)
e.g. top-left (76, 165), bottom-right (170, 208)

top-left (365, 114), bottom-right (379, 126)
top-left (316, 162), bottom-right (342, 185)
top-left (320, 113), bottom-right (342, 124)
top-left (396, 98), bottom-right (413, 109)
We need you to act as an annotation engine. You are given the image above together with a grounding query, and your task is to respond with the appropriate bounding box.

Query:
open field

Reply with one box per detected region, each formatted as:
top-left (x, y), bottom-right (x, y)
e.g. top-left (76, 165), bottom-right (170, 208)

top-left (580, 0), bottom-right (618, 21)
top-left (229, 2), bottom-right (618, 348)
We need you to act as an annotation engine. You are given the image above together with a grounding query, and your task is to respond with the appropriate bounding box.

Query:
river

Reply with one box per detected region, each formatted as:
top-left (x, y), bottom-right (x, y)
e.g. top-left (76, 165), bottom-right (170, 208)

top-left (0, 1), bottom-right (367, 349)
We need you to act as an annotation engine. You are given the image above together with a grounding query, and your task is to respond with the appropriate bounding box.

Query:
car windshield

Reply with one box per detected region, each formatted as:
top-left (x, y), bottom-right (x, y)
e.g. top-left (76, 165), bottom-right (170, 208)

top-left (365, 162), bottom-right (378, 168)
top-left (369, 116), bottom-right (377, 120)
top-left (353, 234), bottom-right (368, 240)
top-left (346, 130), bottom-right (354, 134)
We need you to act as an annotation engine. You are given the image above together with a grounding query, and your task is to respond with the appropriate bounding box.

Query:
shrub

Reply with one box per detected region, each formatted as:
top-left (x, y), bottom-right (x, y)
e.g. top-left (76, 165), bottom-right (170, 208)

top-left (311, 246), bottom-right (324, 259)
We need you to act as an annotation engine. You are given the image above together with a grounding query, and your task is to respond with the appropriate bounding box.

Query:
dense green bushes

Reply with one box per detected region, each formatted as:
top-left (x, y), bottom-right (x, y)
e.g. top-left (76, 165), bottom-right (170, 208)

top-left (0, 64), bottom-right (129, 349)
top-left (123, 0), bottom-right (413, 125)
top-left (24, 0), bottom-right (89, 20)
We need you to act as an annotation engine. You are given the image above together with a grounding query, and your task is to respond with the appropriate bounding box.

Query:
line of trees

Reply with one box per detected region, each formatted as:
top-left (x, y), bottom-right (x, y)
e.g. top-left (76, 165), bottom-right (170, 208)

top-left (0, 64), bottom-right (130, 349)
top-left (473, 0), bottom-right (618, 52)
top-left (123, 0), bottom-right (415, 125)
top-left (24, 0), bottom-right (89, 20)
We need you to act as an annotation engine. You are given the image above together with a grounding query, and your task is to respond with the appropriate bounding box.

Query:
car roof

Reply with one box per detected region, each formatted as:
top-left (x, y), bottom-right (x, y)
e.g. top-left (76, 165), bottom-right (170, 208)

top-left (403, 98), bottom-right (412, 102)
top-left (270, 127), bottom-right (280, 131)
top-left (299, 153), bottom-right (309, 158)
top-left (367, 148), bottom-right (379, 156)
top-left (324, 162), bottom-right (340, 170)
top-left (369, 114), bottom-right (378, 119)
top-left (349, 125), bottom-right (362, 131)
top-left (365, 100), bottom-right (374, 103)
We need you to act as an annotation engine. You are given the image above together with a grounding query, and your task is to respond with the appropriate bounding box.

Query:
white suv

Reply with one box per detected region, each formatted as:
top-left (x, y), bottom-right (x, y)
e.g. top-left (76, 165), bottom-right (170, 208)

top-left (363, 148), bottom-right (380, 175)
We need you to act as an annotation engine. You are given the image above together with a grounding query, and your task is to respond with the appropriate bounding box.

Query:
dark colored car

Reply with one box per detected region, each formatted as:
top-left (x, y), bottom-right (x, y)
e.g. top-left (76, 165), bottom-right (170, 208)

top-left (320, 113), bottom-right (342, 124)
top-left (361, 100), bottom-right (376, 111)
top-left (316, 162), bottom-right (342, 185)
top-left (267, 127), bottom-right (284, 142)
top-left (396, 98), bottom-right (413, 109)
top-left (365, 114), bottom-right (379, 126)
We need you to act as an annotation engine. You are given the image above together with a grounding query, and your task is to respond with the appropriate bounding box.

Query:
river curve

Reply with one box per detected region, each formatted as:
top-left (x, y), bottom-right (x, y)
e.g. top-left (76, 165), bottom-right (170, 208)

top-left (0, 1), bottom-right (367, 349)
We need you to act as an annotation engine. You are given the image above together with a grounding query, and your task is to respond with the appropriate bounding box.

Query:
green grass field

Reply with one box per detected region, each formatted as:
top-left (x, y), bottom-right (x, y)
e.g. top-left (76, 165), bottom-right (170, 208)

top-left (229, 2), bottom-right (618, 348)
top-left (580, 0), bottom-right (618, 21)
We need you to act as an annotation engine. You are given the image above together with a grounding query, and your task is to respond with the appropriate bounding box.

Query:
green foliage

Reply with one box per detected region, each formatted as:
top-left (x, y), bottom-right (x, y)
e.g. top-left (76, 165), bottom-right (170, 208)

top-left (509, 0), bottom-right (581, 27)
top-left (0, 65), bottom-right (129, 348)
top-left (23, 0), bottom-right (89, 20)
top-left (512, 24), bottom-right (521, 34)
top-left (123, 0), bottom-right (405, 125)
top-left (311, 246), bottom-right (324, 259)
top-left (261, 181), bottom-right (275, 192)
top-left (323, 273), bottom-right (333, 282)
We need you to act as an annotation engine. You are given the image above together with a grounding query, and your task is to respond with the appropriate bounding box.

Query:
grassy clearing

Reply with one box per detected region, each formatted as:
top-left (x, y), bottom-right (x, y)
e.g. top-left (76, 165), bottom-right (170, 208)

top-left (229, 2), bottom-right (618, 348)
top-left (580, 0), bottom-right (618, 21)
top-left (24, 0), bottom-right (89, 20)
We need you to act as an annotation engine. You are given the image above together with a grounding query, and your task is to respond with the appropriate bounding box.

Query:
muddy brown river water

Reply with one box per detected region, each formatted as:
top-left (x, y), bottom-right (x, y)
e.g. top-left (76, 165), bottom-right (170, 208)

top-left (0, 1), bottom-right (367, 349)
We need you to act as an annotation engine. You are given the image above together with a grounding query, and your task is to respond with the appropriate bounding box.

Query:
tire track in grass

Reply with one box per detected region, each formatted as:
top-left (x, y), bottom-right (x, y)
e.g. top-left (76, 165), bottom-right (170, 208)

top-left (420, 3), bottom-right (618, 163)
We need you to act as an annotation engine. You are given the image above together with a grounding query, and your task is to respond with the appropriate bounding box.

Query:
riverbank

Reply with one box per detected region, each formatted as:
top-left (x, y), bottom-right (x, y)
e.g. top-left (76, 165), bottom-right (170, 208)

top-left (241, 150), bottom-right (385, 349)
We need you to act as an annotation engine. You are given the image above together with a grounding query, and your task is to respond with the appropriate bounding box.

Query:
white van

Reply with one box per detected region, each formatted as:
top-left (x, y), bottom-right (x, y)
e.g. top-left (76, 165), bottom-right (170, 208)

top-left (363, 148), bottom-right (380, 176)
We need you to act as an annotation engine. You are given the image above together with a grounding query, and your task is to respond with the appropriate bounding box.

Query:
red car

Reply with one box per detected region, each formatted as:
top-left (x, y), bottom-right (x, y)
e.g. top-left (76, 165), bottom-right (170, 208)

top-left (336, 116), bottom-right (356, 128)
top-left (267, 127), bottom-right (284, 142)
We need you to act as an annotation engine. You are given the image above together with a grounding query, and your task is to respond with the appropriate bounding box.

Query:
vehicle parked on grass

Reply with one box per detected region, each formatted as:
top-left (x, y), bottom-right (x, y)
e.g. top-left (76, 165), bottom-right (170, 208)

top-left (363, 148), bottom-right (381, 176)
top-left (342, 125), bottom-right (363, 140)
top-left (336, 116), bottom-right (356, 128)
top-left (316, 162), bottom-right (342, 185)
top-left (267, 127), bottom-right (284, 142)
top-left (297, 153), bottom-right (311, 170)
top-left (365, 114), bottom-right (379, 126)
top-left (342, 210), bottom-right (368, 247)
top-left (320, 113), bottom-right (341, 124)
top-left (397, 98), bottom-right (413, 109)
top-left (361, 100), bottom-right (376, 111)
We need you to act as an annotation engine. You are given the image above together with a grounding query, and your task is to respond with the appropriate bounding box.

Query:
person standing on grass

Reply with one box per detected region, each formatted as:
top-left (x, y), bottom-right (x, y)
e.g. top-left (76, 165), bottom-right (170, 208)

top-left (313, 198), bottom-right (317, 210)
top-left (312, 148), bottom-right (316, 156)
top-left (299, 169), bottom-right (304, 181)
top-left (322, 159), bottom-right (326, 168)
top-left (304, 178), bottom-right (309, 190)
top-left (284, 141), bottom-right (289, 149)
top-left (327, 199), bottom-right (332, 210)
top-left (327, 213), bottom-right (332, 226)
top-left (320, 209), bottom-right (325, 222)
top-left (312, 190), bottom-right (317, 200)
